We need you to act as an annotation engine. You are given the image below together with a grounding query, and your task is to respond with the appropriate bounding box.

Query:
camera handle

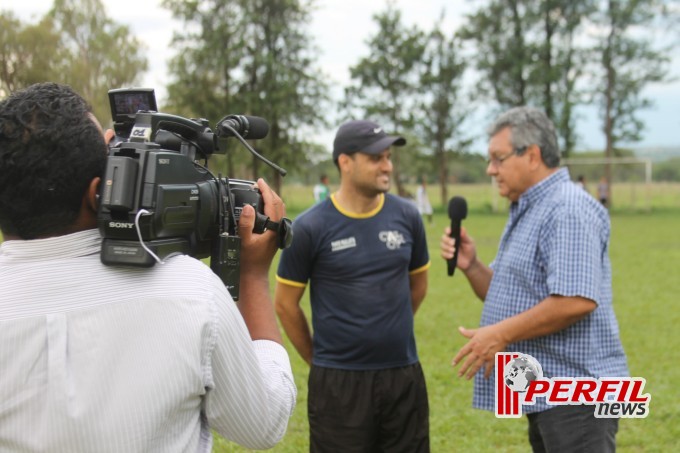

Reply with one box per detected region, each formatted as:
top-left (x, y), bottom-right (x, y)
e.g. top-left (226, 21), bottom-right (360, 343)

top-left (256, 215), bottom-right (294, 250)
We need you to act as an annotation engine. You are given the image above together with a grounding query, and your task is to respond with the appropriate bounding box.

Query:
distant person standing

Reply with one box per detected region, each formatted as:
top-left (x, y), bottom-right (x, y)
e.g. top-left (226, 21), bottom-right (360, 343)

top-left (313, 174), bottom-right (330, 204)
top-left (598, 176), bottom-right (610, 207)
top-left (576, 174), bottom-right (586, 190)
top-left (275, 119), bottom-right (431, 452)
top-left (416, 177), bottom-right (433, 224)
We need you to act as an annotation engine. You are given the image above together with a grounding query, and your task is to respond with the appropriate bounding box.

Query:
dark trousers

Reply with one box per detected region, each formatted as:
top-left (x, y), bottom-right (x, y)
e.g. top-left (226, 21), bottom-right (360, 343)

top-left (308, 363), bottom-right (429, 453)
top-left (527, 405), bottom-right (619, 453)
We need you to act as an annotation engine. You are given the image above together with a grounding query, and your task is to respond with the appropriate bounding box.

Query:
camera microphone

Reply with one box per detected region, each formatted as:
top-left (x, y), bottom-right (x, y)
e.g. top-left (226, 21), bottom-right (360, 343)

top-left (447, 196), bottom-right (468, 277)
top-left (217, 115), bottom-right (269, 140)
top-left (216, 114), bottom-right (286, 177)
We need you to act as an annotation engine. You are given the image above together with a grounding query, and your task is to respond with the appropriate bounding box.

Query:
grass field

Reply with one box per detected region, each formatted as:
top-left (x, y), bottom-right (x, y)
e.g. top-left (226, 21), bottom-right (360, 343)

top-left (214, 183), bottom-right (680, 452)
top-left (1, 183), bottom-right (678, 452)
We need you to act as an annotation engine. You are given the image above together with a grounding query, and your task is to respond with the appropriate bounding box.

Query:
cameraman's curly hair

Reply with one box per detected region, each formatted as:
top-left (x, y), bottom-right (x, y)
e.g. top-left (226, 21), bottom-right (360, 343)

top-left (0, 83), bottom-right (107, 239)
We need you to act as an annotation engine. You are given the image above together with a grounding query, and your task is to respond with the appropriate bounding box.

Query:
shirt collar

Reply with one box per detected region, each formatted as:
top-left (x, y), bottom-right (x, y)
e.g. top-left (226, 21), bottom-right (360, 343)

top-left (330, 192), bottom-right (385, 219)
top-left (515, 167), bottom-right (570, 210)
top-left (0, 229), bottom-right (101, 262)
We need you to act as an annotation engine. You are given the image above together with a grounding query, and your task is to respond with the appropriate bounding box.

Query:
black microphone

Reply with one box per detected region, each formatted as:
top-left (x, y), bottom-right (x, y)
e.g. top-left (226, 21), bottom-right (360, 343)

top-left (217, 115), bottom-right (269, 140)
top-left (447, 196), bottom-right (468, 276)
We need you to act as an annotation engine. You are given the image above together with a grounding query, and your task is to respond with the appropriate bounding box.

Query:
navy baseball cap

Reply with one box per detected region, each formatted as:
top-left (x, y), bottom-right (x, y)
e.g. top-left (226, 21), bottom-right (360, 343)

top-left (332, 120), bottom-right (406, 162)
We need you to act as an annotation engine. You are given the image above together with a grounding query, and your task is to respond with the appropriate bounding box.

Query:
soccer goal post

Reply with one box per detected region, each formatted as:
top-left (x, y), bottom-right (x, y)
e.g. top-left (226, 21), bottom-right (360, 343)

top-left (489, 156), bottom-right (653, 212)
top-left (561, 157), bottom-right (653, 211)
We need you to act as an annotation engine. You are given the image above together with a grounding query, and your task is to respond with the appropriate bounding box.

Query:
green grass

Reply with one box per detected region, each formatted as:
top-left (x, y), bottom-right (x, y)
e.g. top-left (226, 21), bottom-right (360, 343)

top-left (214, 187), bottom-right (680, 453)
top-left (278, 181), bottom-right (680, 214)
top-left (2, 184), bottom-right (678, 452)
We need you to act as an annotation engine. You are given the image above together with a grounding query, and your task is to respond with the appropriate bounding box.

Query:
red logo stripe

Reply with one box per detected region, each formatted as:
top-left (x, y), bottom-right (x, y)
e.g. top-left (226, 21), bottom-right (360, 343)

top-left (496, 353), bottom-right (520, 417)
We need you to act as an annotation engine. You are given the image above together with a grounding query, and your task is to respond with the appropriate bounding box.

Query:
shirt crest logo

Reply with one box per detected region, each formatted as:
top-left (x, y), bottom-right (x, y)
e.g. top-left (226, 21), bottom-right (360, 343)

top-left (379, 230), bottom-right (405, 250)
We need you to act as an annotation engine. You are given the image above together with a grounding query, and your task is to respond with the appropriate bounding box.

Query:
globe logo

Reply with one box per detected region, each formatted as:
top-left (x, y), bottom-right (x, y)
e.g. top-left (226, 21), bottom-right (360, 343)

top-left (503, 354), bottom-right (543, 393)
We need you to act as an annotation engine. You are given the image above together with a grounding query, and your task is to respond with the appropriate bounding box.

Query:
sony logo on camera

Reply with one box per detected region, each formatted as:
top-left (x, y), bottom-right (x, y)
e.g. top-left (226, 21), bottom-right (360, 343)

top-left (108, 221), bottom-right (136, 229)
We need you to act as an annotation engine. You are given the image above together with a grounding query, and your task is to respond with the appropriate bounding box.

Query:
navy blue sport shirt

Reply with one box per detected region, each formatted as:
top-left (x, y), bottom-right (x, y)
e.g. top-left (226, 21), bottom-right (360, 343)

top-left (277, 193), bottom-right (430, 370)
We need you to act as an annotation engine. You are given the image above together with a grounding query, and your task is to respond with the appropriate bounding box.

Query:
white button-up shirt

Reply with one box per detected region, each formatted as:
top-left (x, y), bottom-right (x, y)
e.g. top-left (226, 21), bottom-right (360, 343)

top-left (0, 230), bottom-right (296, 452)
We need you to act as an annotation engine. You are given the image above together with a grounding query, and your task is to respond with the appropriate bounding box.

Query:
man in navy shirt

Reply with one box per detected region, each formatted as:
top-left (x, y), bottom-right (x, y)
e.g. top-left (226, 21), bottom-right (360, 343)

top-left (276, 120), bottom-right (431, 452)
top-left (440, 107), bottom-right (628, 452)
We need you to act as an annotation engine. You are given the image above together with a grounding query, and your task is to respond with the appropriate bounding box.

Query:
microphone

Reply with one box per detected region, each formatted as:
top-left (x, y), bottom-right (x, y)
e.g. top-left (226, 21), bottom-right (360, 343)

top-left (217, 114), bottom-right (269, 140)
top-left (447, 196), bottom-right (468, 276)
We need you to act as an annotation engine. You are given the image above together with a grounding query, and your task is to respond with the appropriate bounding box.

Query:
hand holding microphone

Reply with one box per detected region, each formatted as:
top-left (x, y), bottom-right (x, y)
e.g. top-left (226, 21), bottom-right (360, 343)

top-left (446, 196), bottom-right (468, 276)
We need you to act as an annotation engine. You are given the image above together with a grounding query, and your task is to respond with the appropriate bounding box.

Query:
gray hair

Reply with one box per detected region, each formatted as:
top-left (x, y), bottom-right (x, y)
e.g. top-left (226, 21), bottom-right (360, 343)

top-left (487, 106), bottom-right (560, 168)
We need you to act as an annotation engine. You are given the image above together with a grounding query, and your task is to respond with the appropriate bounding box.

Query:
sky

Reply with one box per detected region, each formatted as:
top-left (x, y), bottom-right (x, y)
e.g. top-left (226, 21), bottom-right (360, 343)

top-left (7, 0), bottom-right (680, 155)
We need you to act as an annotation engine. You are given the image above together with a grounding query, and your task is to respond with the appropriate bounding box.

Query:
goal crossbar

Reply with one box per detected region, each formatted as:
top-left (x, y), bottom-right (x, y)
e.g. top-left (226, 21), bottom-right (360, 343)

top-left (490, 156), bottom-right (653, 212)
top-left (561, 157), bottom-right (652, 185)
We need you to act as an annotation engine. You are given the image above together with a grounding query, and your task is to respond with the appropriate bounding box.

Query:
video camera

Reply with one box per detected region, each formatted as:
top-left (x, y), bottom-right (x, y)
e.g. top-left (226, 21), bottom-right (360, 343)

top-left (98, 88), bottom-right (292, 300)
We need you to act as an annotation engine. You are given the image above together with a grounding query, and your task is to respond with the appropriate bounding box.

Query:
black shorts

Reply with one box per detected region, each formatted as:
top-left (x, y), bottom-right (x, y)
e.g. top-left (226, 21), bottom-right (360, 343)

top-left (308, 363), bottom-right (429, 453)
top-left (527, 405), bottom-right (619, 453)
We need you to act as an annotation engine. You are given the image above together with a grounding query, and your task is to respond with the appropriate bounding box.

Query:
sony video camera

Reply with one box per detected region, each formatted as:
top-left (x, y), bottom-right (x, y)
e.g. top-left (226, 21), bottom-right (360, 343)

top-left (98, 88), bottom-right (292, 300)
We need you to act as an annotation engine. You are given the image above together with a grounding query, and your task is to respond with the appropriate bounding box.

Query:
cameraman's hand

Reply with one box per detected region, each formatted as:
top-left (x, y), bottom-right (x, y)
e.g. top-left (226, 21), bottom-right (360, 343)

top-left (235, 178), bottom-right (285, 343)
top-left (238, 178), bottom-right (284, 276)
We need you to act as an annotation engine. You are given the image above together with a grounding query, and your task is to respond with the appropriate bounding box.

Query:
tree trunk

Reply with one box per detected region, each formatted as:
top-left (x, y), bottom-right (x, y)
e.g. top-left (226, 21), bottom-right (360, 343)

top-left (543, 3), bottom-right (555, 120)
top-left (603, 0), bottom-right (615, 207)
top-left (438, 148), bottom-right (448, 209)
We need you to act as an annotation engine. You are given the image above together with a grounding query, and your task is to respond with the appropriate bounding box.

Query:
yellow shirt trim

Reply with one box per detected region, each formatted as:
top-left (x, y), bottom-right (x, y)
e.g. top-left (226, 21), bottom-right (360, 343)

top-left (275, 275), bottom-right (307, 288)
top-left (330, 193), bottom-right (385, 219)
top-left (409, 261), bottom-right (431, 275)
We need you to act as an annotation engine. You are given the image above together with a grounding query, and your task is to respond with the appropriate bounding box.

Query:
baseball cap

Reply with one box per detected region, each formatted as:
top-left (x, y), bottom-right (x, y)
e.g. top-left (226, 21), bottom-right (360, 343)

top-left (332, 120), bottom-right (406, 162)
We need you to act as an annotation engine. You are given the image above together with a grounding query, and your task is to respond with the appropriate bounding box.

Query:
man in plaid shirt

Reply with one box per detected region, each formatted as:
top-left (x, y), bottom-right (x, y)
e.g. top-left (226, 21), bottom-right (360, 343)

top-left (440, 107), bottom-right (628, 453)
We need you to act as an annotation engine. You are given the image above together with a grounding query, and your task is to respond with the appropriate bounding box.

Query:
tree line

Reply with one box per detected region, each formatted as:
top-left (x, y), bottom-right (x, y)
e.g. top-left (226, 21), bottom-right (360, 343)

top-left (1, 0), bottom-right (676, 206)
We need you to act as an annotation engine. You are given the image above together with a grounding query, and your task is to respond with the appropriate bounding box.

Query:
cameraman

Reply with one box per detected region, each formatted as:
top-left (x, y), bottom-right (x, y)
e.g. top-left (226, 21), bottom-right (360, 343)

top-left (0, 83), bottom-right (296, 452)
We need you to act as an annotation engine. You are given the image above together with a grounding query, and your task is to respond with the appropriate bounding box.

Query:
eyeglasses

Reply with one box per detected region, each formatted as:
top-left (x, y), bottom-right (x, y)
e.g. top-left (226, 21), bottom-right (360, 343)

top-left (485, 146), bottom-right (527, 168)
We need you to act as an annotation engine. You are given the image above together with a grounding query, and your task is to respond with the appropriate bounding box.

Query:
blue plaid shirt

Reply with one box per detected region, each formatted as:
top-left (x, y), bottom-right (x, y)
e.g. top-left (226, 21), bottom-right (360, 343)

top-left (473, 168), bottom-right (629, 413)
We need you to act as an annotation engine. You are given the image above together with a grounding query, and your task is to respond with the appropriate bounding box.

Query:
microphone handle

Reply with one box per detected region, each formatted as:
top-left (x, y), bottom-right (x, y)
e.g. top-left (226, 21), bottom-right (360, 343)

top-left (448, 220), bottom-right (461, 276)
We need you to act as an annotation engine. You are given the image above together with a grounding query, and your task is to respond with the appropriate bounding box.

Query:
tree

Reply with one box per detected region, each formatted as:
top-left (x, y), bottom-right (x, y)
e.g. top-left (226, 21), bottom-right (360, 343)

top-left (460, 0), bottom-right (595, 155)
top-left (343, 1), bottom-right (427, 196)
top-left (0, 1), bottom-right (147, 123)
top-left (530, 0), bottom-right (596, 155)
top-left (594, 0), bottom-right (672, 195)
top-left (418, 13), bottom-right (471, 207)
top-left (459, 0), bottom-right (536, 109)
top-left (48, 0), bottom-right (148, 125)
top-left (162, 0), bottom-right (329, 193)
top-left (0, 12), bottom-right (63, 96)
